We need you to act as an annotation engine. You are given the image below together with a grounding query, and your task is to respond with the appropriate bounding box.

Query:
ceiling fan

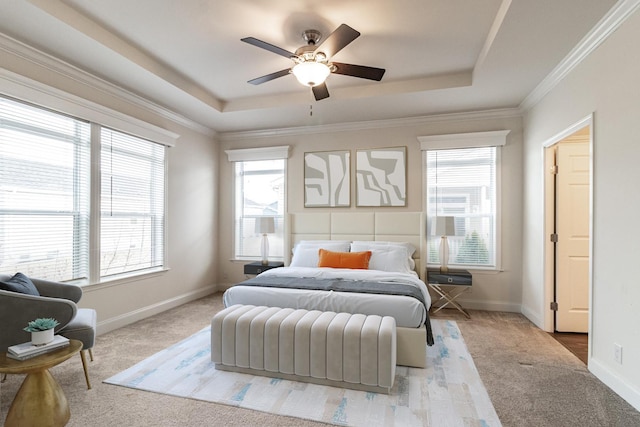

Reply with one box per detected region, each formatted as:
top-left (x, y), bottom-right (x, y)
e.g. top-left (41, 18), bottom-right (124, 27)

top-left (241, 24), bottom-right (386, 101)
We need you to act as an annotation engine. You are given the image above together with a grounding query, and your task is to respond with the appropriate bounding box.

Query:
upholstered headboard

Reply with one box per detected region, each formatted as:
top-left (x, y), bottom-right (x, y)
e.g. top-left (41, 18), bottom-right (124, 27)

top-left (288, 212), bottom-right (426, 280)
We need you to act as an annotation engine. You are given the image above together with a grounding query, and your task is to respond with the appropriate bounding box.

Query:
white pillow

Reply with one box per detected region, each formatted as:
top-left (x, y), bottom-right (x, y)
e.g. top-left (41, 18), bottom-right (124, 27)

top-left (350, 241), bottom-right (416, 273)
top-left (295, 240), bottom-right (351, 252)
top-left (290, 241), bottom-right (351, 268)
top-left (350, 241), bottom-right (416, 256)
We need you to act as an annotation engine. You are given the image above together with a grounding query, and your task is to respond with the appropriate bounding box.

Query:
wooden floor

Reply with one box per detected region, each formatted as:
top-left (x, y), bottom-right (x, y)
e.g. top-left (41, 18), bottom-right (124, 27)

top-left (551, 332), bottom-right (588, 364)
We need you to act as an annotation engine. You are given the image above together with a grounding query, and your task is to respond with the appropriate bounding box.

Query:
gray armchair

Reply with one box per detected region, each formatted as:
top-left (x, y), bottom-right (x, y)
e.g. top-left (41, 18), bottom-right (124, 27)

top-left (0, 274), bottom-right (96, 389)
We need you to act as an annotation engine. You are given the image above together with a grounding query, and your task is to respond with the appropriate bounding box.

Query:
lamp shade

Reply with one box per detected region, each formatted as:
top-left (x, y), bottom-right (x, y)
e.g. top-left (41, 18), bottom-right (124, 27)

top-left (255, 217), bottom-right (275, 234)
top-left (292, 62), bottom-right (331, 87)
top-left (432, 216), bottom-right (456, 236)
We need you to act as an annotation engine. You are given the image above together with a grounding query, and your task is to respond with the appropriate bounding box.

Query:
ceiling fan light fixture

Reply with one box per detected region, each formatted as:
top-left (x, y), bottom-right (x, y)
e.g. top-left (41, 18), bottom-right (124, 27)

top-left (243, 24), bottom-right (384, 100)
top-left (292, 61), bottom-right (330, 87)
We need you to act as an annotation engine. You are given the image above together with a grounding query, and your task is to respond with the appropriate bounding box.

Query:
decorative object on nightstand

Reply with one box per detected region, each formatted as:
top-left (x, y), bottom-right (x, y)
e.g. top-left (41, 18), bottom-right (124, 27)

top-left (427, 268), bottom-right (472, 318)
top-left (255, 217), bottom-right (275, 265)
top-left (7, 335), bottom-right (69, 361)
top-left (23, 317), bottom-right (59, 346)
top-left (432, 216), bottom-right (456, 272)
top-left (244, 261), bottom-right (284, 276)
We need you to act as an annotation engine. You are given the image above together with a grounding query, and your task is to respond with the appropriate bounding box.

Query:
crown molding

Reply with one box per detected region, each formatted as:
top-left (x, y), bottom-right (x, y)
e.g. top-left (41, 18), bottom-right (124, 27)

top-left (520, 0), bottom-right (640, 111)
top-left (26, 0), bottom-right (223, 114)
top-left (219, 108), bottom-right (522, 141)
top-left (0, 32), bottom-right (217, 138)
top-left (418, 130), bottom-right (510, 150)
top-left (1, 68), bottom-right (180, 146)
top-left (225, 145), bottom-right (290, 162)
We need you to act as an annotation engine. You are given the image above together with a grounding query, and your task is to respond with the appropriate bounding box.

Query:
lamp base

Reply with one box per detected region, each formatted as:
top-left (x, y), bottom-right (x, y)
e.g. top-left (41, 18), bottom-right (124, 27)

top-left (439, 236), bottom-right (450, 273)
top-left (260, 233), bottom-right (270, 266)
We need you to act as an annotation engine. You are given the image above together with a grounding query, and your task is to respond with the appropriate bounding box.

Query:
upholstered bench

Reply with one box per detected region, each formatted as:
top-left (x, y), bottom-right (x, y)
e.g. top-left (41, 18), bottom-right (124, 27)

top-left (211, 304), bottom-right (397, 394)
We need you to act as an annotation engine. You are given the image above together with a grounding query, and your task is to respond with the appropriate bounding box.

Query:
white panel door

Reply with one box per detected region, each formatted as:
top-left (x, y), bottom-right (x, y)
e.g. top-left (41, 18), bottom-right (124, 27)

top-left (556, 142), bottom-right (590, 332)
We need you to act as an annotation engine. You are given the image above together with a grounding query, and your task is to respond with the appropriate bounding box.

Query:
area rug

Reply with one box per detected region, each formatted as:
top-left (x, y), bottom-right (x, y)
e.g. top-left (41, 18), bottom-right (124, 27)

top-left (104, 319), bottom-right (500, 426)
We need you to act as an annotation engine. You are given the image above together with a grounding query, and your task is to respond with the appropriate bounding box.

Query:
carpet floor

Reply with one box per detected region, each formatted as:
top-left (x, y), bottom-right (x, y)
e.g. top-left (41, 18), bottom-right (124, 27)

top-left (104, 319), bottom-right (500, 426)
top-left (1, 292), bottom-right (639, 426)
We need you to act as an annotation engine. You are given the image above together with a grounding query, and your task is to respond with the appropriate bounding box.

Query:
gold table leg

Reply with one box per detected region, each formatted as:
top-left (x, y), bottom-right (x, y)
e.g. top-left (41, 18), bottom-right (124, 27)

top-left (5, 369), bottom-right (70, 427)
top-left (429, 284), bottom-right (471, 318)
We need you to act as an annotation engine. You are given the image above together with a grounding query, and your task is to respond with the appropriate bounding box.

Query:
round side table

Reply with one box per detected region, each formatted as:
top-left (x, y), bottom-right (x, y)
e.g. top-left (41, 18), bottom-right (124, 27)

top-left (0, 339), bottom-right (82, 427)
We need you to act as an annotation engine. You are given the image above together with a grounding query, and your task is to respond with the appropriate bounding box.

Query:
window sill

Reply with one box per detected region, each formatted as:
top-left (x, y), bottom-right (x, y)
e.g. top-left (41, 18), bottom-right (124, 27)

top-left (80, 267), bottom-right (170, 291)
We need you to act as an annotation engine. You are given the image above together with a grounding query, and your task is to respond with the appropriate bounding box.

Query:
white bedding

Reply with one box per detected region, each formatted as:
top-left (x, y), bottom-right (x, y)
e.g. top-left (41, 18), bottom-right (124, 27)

top-left (223, 267), bottom-right (431, 328)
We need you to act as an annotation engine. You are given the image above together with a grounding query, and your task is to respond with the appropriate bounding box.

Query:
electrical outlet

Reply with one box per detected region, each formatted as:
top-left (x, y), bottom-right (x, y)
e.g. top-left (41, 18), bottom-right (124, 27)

top-left (614, 343), bottom-right (623, 364)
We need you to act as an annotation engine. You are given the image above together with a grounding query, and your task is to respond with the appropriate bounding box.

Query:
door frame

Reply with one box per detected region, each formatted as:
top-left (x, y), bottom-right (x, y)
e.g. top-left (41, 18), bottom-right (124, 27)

top-left (542, 114), bottom-right (594, 355)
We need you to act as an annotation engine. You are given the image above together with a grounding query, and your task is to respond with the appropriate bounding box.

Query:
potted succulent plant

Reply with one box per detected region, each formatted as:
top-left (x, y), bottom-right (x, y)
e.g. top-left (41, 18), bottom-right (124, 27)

top-left (24, 318), bottom-right (59, 346)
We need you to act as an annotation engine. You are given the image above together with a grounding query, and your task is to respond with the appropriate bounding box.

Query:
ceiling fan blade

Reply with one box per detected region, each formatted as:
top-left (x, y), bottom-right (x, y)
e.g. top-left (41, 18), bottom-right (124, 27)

top-left (241, 37), bottom-right (295, 59)
top-left (312, 83), bottom-right (330, 101)
top-left (331, 62), bottom-right (386, 81)
top-left (248, 69), bottom-right (291, 85)
top-left (315, 24), bottom-right (360, 58)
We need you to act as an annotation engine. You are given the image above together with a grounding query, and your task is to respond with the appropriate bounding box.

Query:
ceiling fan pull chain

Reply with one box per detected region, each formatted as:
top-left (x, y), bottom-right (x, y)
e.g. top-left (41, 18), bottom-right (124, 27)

top-left (310, 104), bottom-right (313, 117)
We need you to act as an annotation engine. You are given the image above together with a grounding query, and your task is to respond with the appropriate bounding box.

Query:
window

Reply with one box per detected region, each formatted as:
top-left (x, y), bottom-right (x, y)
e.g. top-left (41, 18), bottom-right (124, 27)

top-left (0, 95), bottom-right (166, 283)
top-left (0, 97), bottom-right (91, 281)
top-left (100, 128), bottom-right (165, 277)
top-left (425, 146), bottom-right (499, 269)
top-left (233, 159), bottom-right (285, 260)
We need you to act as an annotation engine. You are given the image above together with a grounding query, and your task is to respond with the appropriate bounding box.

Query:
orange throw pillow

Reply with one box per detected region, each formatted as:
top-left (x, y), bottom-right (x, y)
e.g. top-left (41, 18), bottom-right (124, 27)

top-left (317, 249), bottom-right (372, 269)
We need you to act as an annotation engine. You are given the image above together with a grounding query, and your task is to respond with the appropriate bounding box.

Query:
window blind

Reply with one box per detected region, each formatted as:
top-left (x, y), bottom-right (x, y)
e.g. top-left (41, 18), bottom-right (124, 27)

top-left (426, 147), bottom-right (497, 268)
top-left (0, 96), bottom-right (91, 281)
top-left (100, 128), bottom-right (165, 277)
top-left (234, 159), bottom-right (285, 260)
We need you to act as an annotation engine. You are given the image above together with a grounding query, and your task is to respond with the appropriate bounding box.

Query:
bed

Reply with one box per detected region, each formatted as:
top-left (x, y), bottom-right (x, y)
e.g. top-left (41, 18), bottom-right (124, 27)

top-left (223, 212), bottom-right (432, 368)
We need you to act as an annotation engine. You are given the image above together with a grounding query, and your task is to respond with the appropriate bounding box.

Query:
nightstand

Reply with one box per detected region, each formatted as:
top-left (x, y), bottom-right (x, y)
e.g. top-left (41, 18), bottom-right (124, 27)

top-left (426, 268), bottom-right (472, 318)
top-left (244, 261), bottom-right (284, 276)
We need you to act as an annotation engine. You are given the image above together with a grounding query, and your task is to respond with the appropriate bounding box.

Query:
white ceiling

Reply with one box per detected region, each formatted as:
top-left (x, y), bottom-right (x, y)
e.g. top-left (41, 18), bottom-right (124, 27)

top-left (0, 0), bottom-right (618, 133)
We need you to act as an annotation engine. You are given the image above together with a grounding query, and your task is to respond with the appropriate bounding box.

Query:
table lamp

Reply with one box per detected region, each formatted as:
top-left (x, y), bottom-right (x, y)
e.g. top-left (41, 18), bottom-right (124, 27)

top-left (255, 217), bottom-right (275, 265)
top-left (432, 216), bottom-right (456, 272)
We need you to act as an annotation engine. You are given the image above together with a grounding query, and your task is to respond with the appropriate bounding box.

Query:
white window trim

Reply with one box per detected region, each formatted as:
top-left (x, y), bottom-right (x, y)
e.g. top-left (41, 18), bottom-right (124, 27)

top-left (89, 125), bottom-right (169, 285)
top-left (233, 161), bottom-right (288, 262)
top-left (418, 130), bottom-right (509, 150)
top-left (1, 69), bottom-right (179, 147)
top-left (419, 130), bottom-right (508, 272)
top-left (227, 146), bottom-right (290, 261)
top-left (225, 145), bottom-right (290, 162)
top-left (1, 83), bottom-right (170, 286)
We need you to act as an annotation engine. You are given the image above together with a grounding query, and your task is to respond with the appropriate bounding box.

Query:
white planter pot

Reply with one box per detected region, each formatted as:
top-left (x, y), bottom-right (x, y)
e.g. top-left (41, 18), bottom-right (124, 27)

top-left (31, 328), bottom-right (54, 346)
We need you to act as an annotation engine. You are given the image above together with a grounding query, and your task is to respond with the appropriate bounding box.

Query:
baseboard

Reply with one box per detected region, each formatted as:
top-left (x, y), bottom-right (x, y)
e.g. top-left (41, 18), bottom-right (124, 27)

top-left (589, 358), bottom-right (640, 412)
top-left (520, 304), bottom-right (544, 329)
top-left (456, 298), bottom-right (521, 313)
top-left (96, 285), bottom-right (218, 335)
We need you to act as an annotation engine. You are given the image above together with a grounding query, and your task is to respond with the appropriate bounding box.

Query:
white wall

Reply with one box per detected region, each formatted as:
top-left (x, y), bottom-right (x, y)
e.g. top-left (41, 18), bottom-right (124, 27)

top-left (218, 113), bottom-right (524, 313)
top-left (522, 7), bottom-right (640, 410)
top-left (1, 41), bottom-right (219, 334)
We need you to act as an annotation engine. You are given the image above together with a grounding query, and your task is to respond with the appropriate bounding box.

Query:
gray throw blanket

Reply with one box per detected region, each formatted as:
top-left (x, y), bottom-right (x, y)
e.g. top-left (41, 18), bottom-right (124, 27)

top-left (236, 275), bottom-right (434, 346)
